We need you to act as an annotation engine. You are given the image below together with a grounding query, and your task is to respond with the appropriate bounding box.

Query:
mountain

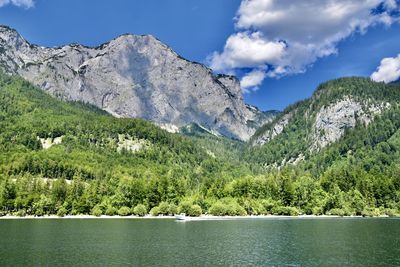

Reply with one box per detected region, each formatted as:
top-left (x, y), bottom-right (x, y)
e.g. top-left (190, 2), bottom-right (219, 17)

top-left (0, 25), bottom-right (275, 141)
top-left (239, 77), bottom-right (400, 215)
top-left (0, 72), bottom-right (214, 178)
top-left (0, 71), bottom-right (258, 179)
top-left (0, 72), bottom-right (398, 217)
top-left (0, 72), bottom-right (257, 212)
top-left (248, 77), bottom-right (400, 168)
top-left (0, 25), bottom-right (398, 217)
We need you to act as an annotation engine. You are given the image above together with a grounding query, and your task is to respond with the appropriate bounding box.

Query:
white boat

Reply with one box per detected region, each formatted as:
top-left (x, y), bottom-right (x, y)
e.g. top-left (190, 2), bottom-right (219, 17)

top-left (175, 214), bottom-right (186, 221)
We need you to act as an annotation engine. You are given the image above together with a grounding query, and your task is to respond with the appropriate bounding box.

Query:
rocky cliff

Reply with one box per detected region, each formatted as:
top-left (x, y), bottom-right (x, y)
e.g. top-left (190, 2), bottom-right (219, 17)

top-left (249, 77), bottom-right (398, 167)
top-left (311, 97), bottom-right (390, 150)
top-left (0, 25), bottom-right (274, 141)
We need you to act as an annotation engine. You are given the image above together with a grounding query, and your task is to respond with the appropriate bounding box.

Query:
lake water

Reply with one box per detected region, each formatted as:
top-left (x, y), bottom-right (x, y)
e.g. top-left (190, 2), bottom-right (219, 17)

top-left (0, 217), bottom-right (399, 266)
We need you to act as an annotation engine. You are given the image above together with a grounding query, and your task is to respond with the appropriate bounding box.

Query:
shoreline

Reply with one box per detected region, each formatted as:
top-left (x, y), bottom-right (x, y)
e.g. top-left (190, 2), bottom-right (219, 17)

top-left (0, 214), bottom-right (395, 220)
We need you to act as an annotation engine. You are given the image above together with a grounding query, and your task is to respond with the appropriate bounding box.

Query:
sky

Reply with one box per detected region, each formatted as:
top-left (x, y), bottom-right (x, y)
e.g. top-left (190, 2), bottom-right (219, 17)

top-left (0, 0), bottom-right (399, 111)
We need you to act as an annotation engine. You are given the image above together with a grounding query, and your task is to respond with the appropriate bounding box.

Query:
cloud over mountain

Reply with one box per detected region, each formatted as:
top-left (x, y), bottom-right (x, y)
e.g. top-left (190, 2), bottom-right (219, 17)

top-left (371, 54), bottom-right (400, 83)
top-left (240, 69), bottom-right (267, 92)
top-left (209, 0), bottom-right (400, 92)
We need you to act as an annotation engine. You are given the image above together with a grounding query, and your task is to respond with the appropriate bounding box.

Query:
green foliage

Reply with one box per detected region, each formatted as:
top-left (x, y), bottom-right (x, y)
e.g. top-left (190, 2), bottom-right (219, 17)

top-left (0, 73), bottom-right (398, 217)
top-left (361, 207), bottom-right (382, 217)
top-left (117, 206), bottom-right (131, 216)
top-left (16, 209), bottom-right (26, 217)
top-left (326, 208), bottom-right (346, 216)
top-left (208, 198), bottom-right (247, 216)
top-left (91, 205), bottom-right (102, 217)
top-left (271, 206), bottom-right (299, 216)
top-left (149, 202), bottom-right (177, 216)
top-left (169, 203), bottom-right (178, 215)
top-left (33, 194), bottom-right (54, 216)
top-left (157, 202), bottom-right (170, 215)
top-left (149, 207), bottom-right (160, 216)
top-left (177, 201), bottom-right (202, 217)
top-left (133, 204), bottom-right (147, 216)
top-left (105, 206), bottom-right (117, 216)
top-left (248, 77), bottom-right (400, 168)
top-left (57, 206), bottom-right (67, 217)
top-left (189, 205), bottom-right (202, 217)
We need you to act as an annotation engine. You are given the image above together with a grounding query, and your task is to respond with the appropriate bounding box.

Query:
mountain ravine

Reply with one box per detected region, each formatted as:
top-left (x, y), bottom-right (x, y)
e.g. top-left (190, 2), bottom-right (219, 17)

top-left (0, 25), bottom-right (276, 141)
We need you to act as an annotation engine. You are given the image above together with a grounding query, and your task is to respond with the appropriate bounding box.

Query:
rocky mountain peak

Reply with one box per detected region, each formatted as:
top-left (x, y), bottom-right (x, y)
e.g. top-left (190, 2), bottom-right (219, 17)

top-left (0, 25), bottom-right (21, 41)
top-left (0, 25), bottom-right (30, 53)
top-left (215, 74), bottom-right (243, 100)
top-left (0, 25), bottom-right (276, 141)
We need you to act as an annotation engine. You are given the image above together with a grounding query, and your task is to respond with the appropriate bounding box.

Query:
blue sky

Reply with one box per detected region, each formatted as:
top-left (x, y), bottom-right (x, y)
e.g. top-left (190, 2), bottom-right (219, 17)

top-left (0, 0), bottom-right (399, 111)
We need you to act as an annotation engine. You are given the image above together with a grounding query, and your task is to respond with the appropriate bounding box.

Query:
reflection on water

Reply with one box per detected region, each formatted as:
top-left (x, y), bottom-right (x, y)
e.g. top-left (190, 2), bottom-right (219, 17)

top-left (0, 218), bottom-right (399, 266)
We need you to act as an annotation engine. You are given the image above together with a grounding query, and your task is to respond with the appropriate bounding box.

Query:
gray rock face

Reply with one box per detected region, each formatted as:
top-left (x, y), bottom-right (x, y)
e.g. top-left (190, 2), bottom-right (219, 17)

top-left (252, 112), bottom-right (293, 146)
top-left (312, 98), bottom-right (362, 149)
top-left (0, 25), bottom-right (271, 141)
top-left (252, 96), bottom-right (390, 150)
top-left (312, 97), bottom-right (390, 149)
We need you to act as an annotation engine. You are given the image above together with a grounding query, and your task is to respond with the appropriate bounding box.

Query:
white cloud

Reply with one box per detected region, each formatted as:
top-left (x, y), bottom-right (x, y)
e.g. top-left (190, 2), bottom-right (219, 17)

top-left (240, 69), bottom-right (267, 92)
top-left (0, 0), bottom-right (34, 8)
top-left (208, 0), bottom-right (400, 92)
top-left (210, 31), bottom-right (286, 70)
top-left (235, 0), bottom-right (396, 44)
top-left (371, 54), bottom-right (400, 83)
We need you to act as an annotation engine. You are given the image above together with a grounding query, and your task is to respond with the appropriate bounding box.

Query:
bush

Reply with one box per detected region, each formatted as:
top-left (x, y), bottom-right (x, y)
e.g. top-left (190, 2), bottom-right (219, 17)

top-left (31, 194), bottom-right (53, 217)
top-left (189, 205), bottom-right (202, 217)
top-left (57, 207), bottom-right (67, 217)
top-left (16, 209), bottom-right (26, 217)
top-left (238, 199), bottom-right (282, 215)
top-left (150, 206), bottom-right (160, 216)
top-left (117, 206), bottom-right (131, 216)
top-left (169, 203), bottom-right (178, 215)
top-left (105, 206), bottom-right (117, 216)
top-left (312, 206), bottom-right (324, 215)
top-left (240, 199), bottom-right (263, 215)
top-left (177, 201), bottom-right (191, 215)
top-left (91, 205), bottom-right (102, 217)
top-left (287, 207), bottom-right (299, 216)
top-left (260, 199), bottom-right (276, 215)
top-left (178, 201), bottom-right (202, 217)
top-left (158, 202), bottom-right (170, 215)
top-left (149, 202), bottom-right (178, 216)
top-left (361, 207), bottom-right (381, 217)
top-left (33, 208), bottom-right (45, 217)
top-left (71, 209), bottom-right (79, 216)
top-left (383, 208), bottom-right (399, 217)
top-left (327, 208), bottom-right (345, 216)
top-left (271, 206), bottom-right (299, 216)
top-left (208, 199), bottom-right (247, 216)
top-left (342, 206), bottom-right (354, 216)
top-left (208, 202), bottom-right (226, 216)
top-left (133, 204), bottom-right (147, 216)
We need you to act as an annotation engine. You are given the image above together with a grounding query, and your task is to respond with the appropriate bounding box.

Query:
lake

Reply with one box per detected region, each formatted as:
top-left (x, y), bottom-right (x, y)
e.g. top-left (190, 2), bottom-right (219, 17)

top-left (0, 217), bottom-right (399, 266)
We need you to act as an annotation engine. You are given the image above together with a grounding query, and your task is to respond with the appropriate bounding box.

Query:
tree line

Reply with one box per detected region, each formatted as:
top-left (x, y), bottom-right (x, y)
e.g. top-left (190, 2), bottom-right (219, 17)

top-left (0, 73), bottom-right (399, 217)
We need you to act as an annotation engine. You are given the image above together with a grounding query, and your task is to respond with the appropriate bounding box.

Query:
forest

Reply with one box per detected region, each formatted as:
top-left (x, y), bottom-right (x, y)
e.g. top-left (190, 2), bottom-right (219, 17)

top-left (0, 73), bottom-right (399, 217)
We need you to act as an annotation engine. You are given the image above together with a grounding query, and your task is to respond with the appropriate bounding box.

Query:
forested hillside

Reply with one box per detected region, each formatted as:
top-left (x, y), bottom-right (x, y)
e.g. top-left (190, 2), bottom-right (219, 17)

top-left (244, 78), bottom-right (400, 215)
top-left (249, 77), bottom-right (400, 166)
top-left (0, 73), bottom-right (399, 217)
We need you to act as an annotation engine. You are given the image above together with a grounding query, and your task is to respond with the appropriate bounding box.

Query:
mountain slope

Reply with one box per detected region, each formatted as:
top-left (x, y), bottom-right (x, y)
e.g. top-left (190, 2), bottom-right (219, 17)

top-left (0, 25), bottom-right (274, 141)
top-left (0, 73), bottom-right (398, 217)
top-left (249, 77), bottom-right (400, 167)
top-left (0, 72), bottom-right (255, 182)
